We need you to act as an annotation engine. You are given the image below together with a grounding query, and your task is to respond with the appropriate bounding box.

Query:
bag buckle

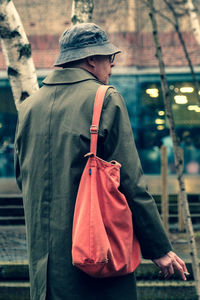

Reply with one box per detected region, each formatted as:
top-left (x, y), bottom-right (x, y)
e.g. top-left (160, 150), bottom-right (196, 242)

top-left (90, 125), bottom-right (98, 134)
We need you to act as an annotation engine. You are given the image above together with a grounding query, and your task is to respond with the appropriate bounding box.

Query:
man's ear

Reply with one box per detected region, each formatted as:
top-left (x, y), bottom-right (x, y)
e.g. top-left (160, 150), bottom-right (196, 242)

top-left (86, 56), bottom-right (96, 68)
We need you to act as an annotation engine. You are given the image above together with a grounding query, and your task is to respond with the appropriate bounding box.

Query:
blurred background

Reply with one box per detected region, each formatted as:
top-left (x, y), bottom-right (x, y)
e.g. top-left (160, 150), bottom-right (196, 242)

top-left (0, 0), bottom-right (200, 178)
top-left (0, 1), bottom-right (200, 299)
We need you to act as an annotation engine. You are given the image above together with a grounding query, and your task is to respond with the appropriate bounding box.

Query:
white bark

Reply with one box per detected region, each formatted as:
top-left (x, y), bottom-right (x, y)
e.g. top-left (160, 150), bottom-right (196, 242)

top-left (185, 0), bottom-right (200, 45)
top-left (0, 0), bottom-right (39, 111)
top-left (71, 0), bottom-right (94, 24)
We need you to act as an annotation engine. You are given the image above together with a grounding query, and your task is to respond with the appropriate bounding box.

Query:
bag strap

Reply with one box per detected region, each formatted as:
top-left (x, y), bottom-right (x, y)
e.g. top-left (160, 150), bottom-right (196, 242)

top-left (90, 85), bottom-right (110, 155)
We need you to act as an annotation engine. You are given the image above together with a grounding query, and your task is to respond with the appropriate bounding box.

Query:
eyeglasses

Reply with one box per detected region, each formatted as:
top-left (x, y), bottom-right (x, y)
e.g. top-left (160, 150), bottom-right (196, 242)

top-left (108, 54), bottom-right (115, 63)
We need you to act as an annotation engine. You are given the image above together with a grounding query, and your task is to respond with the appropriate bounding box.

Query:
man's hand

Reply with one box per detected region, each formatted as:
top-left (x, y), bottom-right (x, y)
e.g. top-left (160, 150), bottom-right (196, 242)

top-left (152, 251), bottom-right (189, 280)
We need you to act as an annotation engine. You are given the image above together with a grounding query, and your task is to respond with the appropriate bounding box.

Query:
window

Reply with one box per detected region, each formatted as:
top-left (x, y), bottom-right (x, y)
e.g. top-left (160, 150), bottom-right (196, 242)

top-left (0, 75), bottom-right (200, 177)
top-left (0, 85), bottom-right (17, 177)
top-left (111, 76), bottom-right (200, 175)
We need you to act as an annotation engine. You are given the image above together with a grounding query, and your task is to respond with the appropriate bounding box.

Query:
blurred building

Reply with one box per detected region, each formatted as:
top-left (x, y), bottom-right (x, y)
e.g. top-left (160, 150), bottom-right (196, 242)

top-left (0, 0), bottom-right (200, 178)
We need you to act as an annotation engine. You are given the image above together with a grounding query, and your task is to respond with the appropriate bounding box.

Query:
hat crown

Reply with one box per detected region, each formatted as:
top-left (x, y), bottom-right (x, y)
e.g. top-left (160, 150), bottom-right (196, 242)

top-left (54, 22), bottom-right (120, 66)
top-left (60, 23), bottom-right (108, 50)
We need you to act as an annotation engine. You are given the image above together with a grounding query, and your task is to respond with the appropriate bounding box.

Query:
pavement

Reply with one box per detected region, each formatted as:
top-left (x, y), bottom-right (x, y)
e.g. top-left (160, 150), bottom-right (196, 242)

top-left (0, 178), bottom-right (200, 263)
top-left (0, 225), bottom-right (200, 264)
top-left (0, 226), bottom-right (27, 263)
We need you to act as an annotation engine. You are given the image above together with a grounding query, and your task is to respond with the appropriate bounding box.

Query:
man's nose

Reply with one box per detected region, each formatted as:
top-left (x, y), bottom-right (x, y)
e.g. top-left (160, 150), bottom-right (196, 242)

top-left (111, 62), bottom-right (115, 68)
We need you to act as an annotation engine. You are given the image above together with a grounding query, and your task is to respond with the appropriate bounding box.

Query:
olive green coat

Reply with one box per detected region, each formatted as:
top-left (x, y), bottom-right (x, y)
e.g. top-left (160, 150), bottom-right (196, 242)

top-left (15, 68), bottom-right (172, 300)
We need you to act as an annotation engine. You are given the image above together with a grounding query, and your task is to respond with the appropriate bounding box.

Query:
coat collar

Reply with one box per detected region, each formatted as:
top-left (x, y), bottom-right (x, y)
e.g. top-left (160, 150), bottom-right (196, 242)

top-left (43, 68), bottom-right (100, 85)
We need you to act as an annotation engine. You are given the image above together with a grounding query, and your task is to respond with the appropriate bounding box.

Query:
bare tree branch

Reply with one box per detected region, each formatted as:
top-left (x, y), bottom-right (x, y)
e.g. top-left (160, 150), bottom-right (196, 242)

top-left (148, 1), bottom-right (200, 297)
top-left (163, 0), bottom-right (200, 106)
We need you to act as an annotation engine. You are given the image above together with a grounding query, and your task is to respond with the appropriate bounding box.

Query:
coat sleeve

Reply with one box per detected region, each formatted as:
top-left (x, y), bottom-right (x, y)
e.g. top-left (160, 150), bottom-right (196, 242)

top-left (99, 88), bottom-right (172, 260)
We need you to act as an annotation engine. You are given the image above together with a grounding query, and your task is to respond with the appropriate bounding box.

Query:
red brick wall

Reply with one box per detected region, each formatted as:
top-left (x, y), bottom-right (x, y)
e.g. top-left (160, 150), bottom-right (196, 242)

top-left (110, 31), bottom-right (200, 67)
top-left (1, 31), bottom-right (200, 70)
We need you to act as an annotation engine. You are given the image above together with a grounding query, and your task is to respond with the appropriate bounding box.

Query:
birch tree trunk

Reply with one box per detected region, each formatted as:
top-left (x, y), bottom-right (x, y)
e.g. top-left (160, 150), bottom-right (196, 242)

top-left (0, 0), bottom-right (39, 111)
top-left (71, 0), bottom-right (94, 24)
top-left (149, 0), bottom-right (200, 298)
top-left (185, 0), bottom-right (200, 45)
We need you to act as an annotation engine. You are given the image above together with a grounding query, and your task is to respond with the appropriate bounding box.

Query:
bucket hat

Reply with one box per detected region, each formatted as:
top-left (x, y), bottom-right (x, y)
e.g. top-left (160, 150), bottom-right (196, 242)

top-left (54, 23), bottom-right (121, 66)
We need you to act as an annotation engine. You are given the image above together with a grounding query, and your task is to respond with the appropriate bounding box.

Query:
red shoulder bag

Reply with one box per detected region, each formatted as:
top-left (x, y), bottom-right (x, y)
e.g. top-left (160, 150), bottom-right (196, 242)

top-left (72, 85), bottom-right (141, 277)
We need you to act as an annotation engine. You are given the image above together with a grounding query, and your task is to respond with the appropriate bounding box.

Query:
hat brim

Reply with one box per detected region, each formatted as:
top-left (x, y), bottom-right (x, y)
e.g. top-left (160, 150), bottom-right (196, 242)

top-left (54, 42), bottom-right (121, 66)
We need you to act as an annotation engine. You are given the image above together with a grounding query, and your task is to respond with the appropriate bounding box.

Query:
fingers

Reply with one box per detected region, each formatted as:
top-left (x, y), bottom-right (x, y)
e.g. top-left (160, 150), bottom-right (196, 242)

top-left (153, 251), bottom-right (188, 281)
top-left (174, 254), bottom-right (188, 273)
top-left (167, 262), bottom-right (174, 278)
top-left (161, 255), bottom-right (174, 279)
top-left (167, 252), bottom-right (189, 280)
top-left (159, 262), bottom-right (174, 280)
top-left (171, 257), bottom-right (186, 281)
top-left (174, 255), bottom-right (189, 280)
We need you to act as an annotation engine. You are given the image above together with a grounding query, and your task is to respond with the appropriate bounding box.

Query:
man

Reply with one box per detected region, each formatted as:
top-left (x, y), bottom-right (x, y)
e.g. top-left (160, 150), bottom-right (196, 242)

top-left (15, 23), bottom-right (188, 300)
